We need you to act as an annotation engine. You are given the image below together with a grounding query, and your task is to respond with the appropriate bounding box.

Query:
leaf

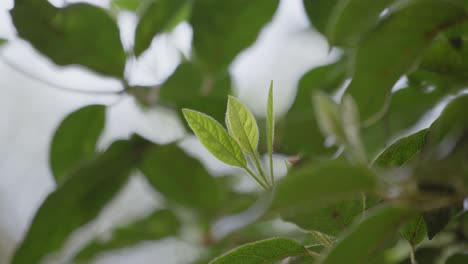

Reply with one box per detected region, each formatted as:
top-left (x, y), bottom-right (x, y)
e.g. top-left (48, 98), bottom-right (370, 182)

top-left (0, 38), bottom-right (7, 46)
top-left (210, 237), bottom-right (312, 264)
top-left (112, 0), bottom-right (142, 11)
top-left (182, 109), bottom-right (246, 168)
top-left (271, 159), bottom-right (377, 215)
top-left (344, 0), bottom-right (466, 123)
top-left (423, 206), bottom-right (458, 239)
top-left (50, 105), bottom-right (106, 183)
top-left (134, 0), bottom-right (188, 56)
top-left (400, 214), bottom-right (427, 246)
top-left (190, 0), bottom-right (279, 73)
top-left (326, 0), bottom-right (396, 46)
top-left (280, 59), bottom-right (347, 156)
top-left (302, 0), bottom-right (339, 35)
top-left (11, 1), bottom-right (126, 78)
top-left (281, 199), bottom-right (364, 237)
top-left (373, 129), bottom-right (428, 168)
top-left (158, 62), bottom-right (231, 129)
top-left (446, 253), bottom-right (468, 264)
top-left (226, 96), bottom-right (259, 155)
top-left (139, 143), bottom-right (222, 216)
top-left (340, 94), bottom-right (366, 161)
top-left (12, 137), bottom-right (150, 264)
top-left (74, 209), bottom-right (179, 261)
top-left (313, 91), bottom-right (344, 144)
top-left (322, 206), bottom-right (414, 264)
top-left (266, 82), bottom-right (275, 183)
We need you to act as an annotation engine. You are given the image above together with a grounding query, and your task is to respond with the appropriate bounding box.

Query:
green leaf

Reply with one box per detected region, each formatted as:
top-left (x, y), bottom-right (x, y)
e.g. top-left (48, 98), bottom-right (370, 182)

top-left (74, 209), bottom-right (179, 261)
top-left (210, 237), bottom-right (312, 264)
top-left (50, 105), bottom-right (106, 183)
top-left (280, 59), bottom-right (347, 156)
top-left (134, 0), bottom-right (188, 56)
top-left (340, 94), bottom-right (366, 161)
top-left (327, 0), bottom-right (396, 47)
top-left (344, 0), bottom-right (466, 123)
top-left (423, 206), bottom-right (458, 239)
top-left (271, 159), bottom-right (377, 215)
top-left (226, 96), bottom-right (259, 156)
top-left (313, 91), bottom-right (344, 144)
top-left (446, 253), bottom-right (468, 264)
top-left (11, 1), bottom-right (126, 78)
top-left (0, 38), bottom-right (7, 46)
top-left (281, 199), bottom-right (364, 237)
top-left (373, 129), bottom-right (428, 168)
top-left (139, 143), bottom-right (222, 216)
top-left (322, 206), bottom-right (414, 264)
top-left (182, 109), bottom-right (246, 169)
top-left (302, 0), bottom-right (339, 35)
top-left (12, 137), bottom-right (150, 264)
top-left (190, 0), bottom-right (279, 73)
top-left (266, 82), bottom-right (275, 184)
top-left (400, 214), bottom-right (427, 246)
top-left (112, 0), bottom-right (142, 11)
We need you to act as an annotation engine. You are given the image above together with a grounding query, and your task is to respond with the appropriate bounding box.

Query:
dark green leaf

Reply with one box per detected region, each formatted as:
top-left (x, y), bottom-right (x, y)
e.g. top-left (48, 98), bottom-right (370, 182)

top-left (302, 0), bottom-right (339, 35)
top-left (373, 129), bottom-right (428, 168)
top-left (134, 0), bottom-right (188, 56)
top-left (159, 62), bottom-right (231, 129)
top-left (11, 1), bottom-right (126, 77)
top-left (271, 159), bottom-right (377, 215)
top-left (74, 209), bottom-right (179, 262)
top-left (327, 0), bottom-right (396, 47)
top-left (279, 59), bottom-right (347, 156)
top-left (12, 137), bottom-right (150, 264)
top-left (322, 206), bottom-right (414, 264)
top-left (140, 144), bottom-right (223, 217)
top-left (190, 0), bottom-right (279, 73)
top-left (400, 214), bottom-right (427, 246)
top-left (344, 0), bottom-right (466, 123)
top-left (400, 248), bottom-right (441, 264)
top-left (50, 105), bottom-right (106, 183)
top-left (423, 206), bottom-right (457, 239)
top-left (446, 253), bottom-right (468, 264)
top-left (281, 199), bottom-right (364, 237)
top-left (210, 237), bottom-right (312, 264)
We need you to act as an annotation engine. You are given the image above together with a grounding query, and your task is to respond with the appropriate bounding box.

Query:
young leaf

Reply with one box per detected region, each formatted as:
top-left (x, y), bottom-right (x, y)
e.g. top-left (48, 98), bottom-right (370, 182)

top-left (74, 209), bottom-right (180, 261)
top-left (11, 1), bottom-right (126, 78)
top-left (50, 105), bottom-right (106, 183)
top-left (401, 214), bottom-right (427, 246)
top-left (322, 206), bottom-right (414, 264)
top-left (313, 91), bottom-right (344, 144)
top-left (226, 96), bottom-right (260, 155)
top-left (12, 137), bottom-right (150, 264)
top-left (210, 237), bottom-right (312, 264)
top-left (266, 82), bottom-right (275, 184)
top-left (182, 109), bottom-right (246, 168)
top-left (344, 0), bottom-right (466, 123)
top-left (341, 95), bottom-right (366, 162)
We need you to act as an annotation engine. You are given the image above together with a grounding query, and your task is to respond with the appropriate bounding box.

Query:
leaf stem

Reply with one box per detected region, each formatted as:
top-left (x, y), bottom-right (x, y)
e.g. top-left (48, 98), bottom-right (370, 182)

top-left (410, 245), bottom-right (417, 264)
top-left (268, 152), bottom-right (274, 187)
top-left (251, 151), bottom-right (270, 187)
top-left (244, 166), bottom-right (269, 189)
top-left (310, 231), bottom-right (333, 248)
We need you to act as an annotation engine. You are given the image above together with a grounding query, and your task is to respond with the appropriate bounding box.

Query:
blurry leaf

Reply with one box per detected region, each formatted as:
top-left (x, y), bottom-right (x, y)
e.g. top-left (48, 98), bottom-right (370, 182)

top-left (0, 38), bottom-right (6, 46)
top-left (75, 209), bottom-right (179, 262)
top-left (190, 0), bottom-right (279, 73)
top-left (373, 129), bottom-right (428, 168)
top-left (340, 95), bottom-right (366, 162)
top-left (423, 206), bottom-right (458, 239)
top-left (182, 109), bottom-right (247, 168)
top-left (140, 144), bottom-right (222, 216)
top-left (271, 159), bottom-right (377, 215)
top-left (266, 82), bottom-right (274, 183)
top-left (322, 206), bottom-right (414, 264)
top-left (210, 237), bottom-right (312, 264)
top-left (134, 0), bottom-right (188, 56)
top-left (400, 214), bottom-right (427, 246)
top-left (159, 62), bottom-right (231, 129)
top-left (400, 247), bottom-right (441, 264)
top-left (11, 1), bottom-right (126, 78)
top-left (302, 0), bottom-right (339, 35)
top-left (446, 253), bottom-right (468, 263)
top-left (50, 105), bottom-right (106, 183)
top-left (12, 137), bottom-right (150, 264)
top-left (112, 0), bottom-right (142, 11)
top-left (279, 59), bottom-right (347, 156)
top-left (313, 91), bottom-right (344, 144)
top-left (344, 0), bottom-right (466, 123)
top-left (327, 0), bottom-right (396, 46)
top-left (281, 199), bottom-right (364, 237)
top-left (226, 96), bottom-right (259, 155)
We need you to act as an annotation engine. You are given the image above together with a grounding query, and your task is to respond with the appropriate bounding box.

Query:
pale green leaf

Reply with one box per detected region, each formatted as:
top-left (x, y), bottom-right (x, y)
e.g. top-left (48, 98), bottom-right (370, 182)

top-left (210, 237), bottom-right (312, 264)
top-left (182, 109), bottom-right (246, 168)
top-left (313, 91), bottom-right (344, 144)
top-left (266, 82), bottom-right (274, 184)
top-left (226, 96), bottom-right (259, 155)
top-left (340, 94), bottom-right (366, 161)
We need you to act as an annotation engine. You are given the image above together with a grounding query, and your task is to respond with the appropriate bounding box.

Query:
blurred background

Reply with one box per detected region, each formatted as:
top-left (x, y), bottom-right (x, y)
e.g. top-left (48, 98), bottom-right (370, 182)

top-left (0, 0), bottom-right (336, 262)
